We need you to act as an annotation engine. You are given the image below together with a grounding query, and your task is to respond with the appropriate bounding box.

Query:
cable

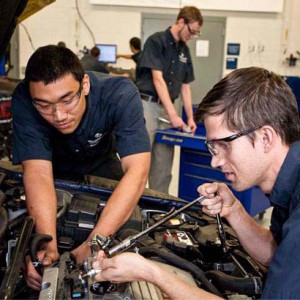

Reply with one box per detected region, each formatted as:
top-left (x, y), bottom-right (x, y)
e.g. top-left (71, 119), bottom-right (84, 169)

top-left (19, 23), bottom-right (35, 51)
top-left (75, 0), bottom-right (96, 46)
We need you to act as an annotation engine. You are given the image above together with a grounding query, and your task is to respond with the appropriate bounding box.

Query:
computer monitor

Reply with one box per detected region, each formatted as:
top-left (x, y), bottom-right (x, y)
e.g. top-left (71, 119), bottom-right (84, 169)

top-left (96, 44), bottom-right (117, 63)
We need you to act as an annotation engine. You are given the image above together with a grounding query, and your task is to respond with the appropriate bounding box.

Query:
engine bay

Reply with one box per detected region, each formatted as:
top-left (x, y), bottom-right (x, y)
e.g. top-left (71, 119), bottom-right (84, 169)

top-left (0, 165), bottom-right (267, 299)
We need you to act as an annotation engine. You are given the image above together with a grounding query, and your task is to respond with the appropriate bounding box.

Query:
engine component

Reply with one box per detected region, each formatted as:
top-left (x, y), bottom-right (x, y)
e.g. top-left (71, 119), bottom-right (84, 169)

top-left (0, 169), bottom-right (267, 299)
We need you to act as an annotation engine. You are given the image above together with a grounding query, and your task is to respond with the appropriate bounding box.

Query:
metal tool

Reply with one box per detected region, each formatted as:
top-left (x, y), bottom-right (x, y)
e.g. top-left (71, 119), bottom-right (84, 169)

top-left (105, 195), bottom-right (206, 257)
top-left (158, 117), bottom-right (171, 124)
top-left (216, 213), bottom-right (227, 254)
top-left (80, 268), bottom-right (101, 279)
top-left (82, 195), bottom-right (226, 279)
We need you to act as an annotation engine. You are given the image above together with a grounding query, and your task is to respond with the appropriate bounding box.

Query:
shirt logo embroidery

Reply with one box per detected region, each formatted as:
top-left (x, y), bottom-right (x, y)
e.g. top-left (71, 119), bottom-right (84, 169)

top-left (179, 53), bottom-right (187, 63)
top-left (87, 133), bottom-right (103, 147)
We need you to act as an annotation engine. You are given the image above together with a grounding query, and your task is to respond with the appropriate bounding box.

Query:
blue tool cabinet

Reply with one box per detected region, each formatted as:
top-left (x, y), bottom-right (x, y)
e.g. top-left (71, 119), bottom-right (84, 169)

top-left (155, 124), bottom-right (270, 217)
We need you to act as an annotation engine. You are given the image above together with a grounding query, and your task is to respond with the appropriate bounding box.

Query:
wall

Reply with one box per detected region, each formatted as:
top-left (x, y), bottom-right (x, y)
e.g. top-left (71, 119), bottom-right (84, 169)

top-left (18, 0), bottom-right (300, 78)
top-left (90, 0), bottom-right (284, 13)
top-left (224, 0), bottom-right (300, 76)
top-left (19, 0), bottom-right (142, 73)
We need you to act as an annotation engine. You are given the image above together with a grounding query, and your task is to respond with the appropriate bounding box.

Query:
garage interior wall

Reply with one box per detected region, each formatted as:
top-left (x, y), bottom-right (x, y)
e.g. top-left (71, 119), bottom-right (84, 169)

top-left (17, 0), bottom-right (300, 79)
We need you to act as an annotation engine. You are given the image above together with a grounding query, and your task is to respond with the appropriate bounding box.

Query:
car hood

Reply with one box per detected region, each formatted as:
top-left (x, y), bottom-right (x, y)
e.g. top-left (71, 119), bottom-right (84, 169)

top-left (0, 0), bottom-right (55, 59)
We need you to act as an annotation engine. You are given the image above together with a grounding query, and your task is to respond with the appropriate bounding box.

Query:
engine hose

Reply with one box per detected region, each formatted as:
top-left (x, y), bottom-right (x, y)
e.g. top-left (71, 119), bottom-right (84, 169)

top-left (205, 270), bottom-right (263, 295)
top-left (0, 216), bottom-right (35, 300)
top-left (116, 229), bottom-right (223, 297)
top-left (138, 246), bottom-right (223, 297)
top-left (0, 207), bottom-right (8, 240)
top-left (30, 234), bottom-right (53, 275)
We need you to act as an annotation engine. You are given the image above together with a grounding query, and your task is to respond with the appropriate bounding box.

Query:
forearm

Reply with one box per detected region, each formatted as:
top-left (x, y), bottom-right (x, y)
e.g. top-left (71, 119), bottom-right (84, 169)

top-left (117, 54), bottom-right (132, 60)
top-left (152, 72), bottom-right (177, 119)
top-left (227, 201), bottom-right (276, 265)
top-left (96, 253), bottom-right (222, 300)
top-left (148, 261), bottom-right (222, 300)
top-left (88, 153), bottom-right (149, 238)
top-left (181, 84), bottom-right (194, 120)
top-left (23, 162), bottom-right (57, 251)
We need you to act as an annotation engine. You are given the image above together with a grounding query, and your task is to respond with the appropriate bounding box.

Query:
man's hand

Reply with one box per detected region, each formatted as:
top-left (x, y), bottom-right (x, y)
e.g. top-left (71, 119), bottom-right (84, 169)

top-left (198, 182), bottom-right (237, 217)
top-left (169, 115), bottom-right (188, 131)
top-left (71, 241), bottom-right (92, 264)
top-left (93, 251), bottom-right (151, 283)
top-left (187, 118), bottom-right (197, 134)
top-left (25, 249), bottom-right (59, 291)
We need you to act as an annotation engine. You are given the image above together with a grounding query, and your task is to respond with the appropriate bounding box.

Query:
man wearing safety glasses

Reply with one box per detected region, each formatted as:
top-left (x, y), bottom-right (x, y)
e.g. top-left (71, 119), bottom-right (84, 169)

top-left (11, 45), bottom-right (150, 291)
top-left (91, 67), bottom-right (300, 299)
top-left (196, 66), bottom-right (300, 298)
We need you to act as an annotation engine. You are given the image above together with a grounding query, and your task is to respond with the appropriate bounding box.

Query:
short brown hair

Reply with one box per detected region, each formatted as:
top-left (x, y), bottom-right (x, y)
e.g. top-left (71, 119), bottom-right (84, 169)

top-left (177, 6), bottom-right (203, 26)
top-left (195, 67), bottom-right (300, 145)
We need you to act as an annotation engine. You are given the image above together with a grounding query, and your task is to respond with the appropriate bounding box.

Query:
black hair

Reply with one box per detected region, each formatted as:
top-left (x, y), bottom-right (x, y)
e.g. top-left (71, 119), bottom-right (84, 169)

top-left (129, 37), bottom-right (141, 51)
top-left (25, 45), bottom-right (85, 85)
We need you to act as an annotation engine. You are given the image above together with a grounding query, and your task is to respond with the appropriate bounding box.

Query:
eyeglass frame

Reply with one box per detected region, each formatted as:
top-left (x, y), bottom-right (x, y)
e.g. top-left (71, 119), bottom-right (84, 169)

top-left (186, 22), bottom-right (201, 37)
top-left (32, 83), bottom-right (83, 115)
top-left (205, 126), bottom-right (263, 156)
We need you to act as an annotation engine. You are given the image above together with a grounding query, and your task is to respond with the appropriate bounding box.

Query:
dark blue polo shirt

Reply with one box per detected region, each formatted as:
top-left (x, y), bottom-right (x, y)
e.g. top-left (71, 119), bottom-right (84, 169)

top-left (132, 51), bottom-right (143, 83)
top-left (12, 71), bottom-right (150, 179)
top-left (136, 27), bottom-right (194, 101)
top-left (261, 141), bottom-right (300, 298)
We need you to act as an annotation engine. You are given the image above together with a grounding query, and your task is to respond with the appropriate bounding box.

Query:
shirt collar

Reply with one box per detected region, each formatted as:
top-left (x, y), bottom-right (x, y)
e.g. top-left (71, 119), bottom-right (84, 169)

top-left (270, 141), bottom-right (300, 208)
top-left (166, 27), bottom-right (179, 48)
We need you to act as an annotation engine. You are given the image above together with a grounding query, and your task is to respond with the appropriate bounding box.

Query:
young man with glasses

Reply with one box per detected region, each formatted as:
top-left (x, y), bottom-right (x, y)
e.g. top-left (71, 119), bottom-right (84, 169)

top-left (92, 67), bottom-right (300, 299)
top-left (11, 45), bottom-right (150, 291)
top-left (137, 6), bottom-right (203, 193)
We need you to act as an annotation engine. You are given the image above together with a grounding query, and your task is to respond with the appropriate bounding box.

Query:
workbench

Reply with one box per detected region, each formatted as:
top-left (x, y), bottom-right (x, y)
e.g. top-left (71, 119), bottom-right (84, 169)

top-left (155, 124), bottom-right (270, 217)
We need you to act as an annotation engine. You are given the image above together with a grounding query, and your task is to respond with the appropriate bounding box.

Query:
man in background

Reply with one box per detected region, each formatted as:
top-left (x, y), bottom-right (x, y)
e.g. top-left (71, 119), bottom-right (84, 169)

top-left (80, 46), bottom-right (109, 74)
top-left (57, 41), bottom-right (66, 48)
top-left (137, 6), bottom-right (203, 193)
top-left (117, 37), bottom-right (142, 82)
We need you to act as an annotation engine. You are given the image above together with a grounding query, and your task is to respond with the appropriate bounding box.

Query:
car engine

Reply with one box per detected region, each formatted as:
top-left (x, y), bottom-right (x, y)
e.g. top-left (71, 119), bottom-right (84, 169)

top-left (0, 165), bottom-right (267, 299)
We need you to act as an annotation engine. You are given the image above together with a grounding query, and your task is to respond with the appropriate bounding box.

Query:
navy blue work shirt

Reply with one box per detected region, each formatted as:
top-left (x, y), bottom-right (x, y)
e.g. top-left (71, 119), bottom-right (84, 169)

top-left (261, 140), bottom-right (300, 298)
top-left (12, 71), bottom-right (150, 180)
top-left (136, 27), bottom-right (194, 101)
top-left (131, 51), bottom-right (143, 83)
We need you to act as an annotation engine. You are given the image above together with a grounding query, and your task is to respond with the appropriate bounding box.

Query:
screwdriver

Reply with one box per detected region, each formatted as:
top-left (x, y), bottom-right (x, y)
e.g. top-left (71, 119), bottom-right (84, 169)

top-left (216, 213), bottom-right (227, 254)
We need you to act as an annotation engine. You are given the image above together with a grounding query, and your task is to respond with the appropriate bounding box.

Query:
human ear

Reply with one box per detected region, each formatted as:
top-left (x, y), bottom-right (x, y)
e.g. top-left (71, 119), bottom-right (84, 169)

top-left (260, 126), bottom-right (276, 153)
top-left (82, 74), bottom-right (90, 96)
top-left (177, 18), bottom-right (186, 27)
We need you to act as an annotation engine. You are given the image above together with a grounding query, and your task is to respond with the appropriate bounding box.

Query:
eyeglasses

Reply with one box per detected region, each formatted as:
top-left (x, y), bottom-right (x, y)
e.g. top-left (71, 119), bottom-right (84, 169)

top-left (32, 84), bottom-right (83, 115)
top-left (205, 126), bottom-right (262, 156)
top-left (186, 23), bottom-right (201, 37)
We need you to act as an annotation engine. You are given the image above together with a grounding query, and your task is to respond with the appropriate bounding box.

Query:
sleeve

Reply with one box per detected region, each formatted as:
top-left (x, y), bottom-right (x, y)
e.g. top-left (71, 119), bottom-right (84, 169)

top-left (139, 34), bottom-right (164, 72)
top-left (183, 47), bottom-right (195, 84)
top-left (269, 205), bottom-right (289, 245)
top-left (262, 208), bottom-right (300, 298)
top-left (12, 83), bottom-right (53, 164)
top-left (108, 79), bottom-right (150, 158)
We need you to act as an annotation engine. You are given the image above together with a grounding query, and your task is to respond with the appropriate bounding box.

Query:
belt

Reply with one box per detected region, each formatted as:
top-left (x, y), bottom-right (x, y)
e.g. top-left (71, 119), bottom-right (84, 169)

top-left (140, 93), bottom-right (160, 103)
